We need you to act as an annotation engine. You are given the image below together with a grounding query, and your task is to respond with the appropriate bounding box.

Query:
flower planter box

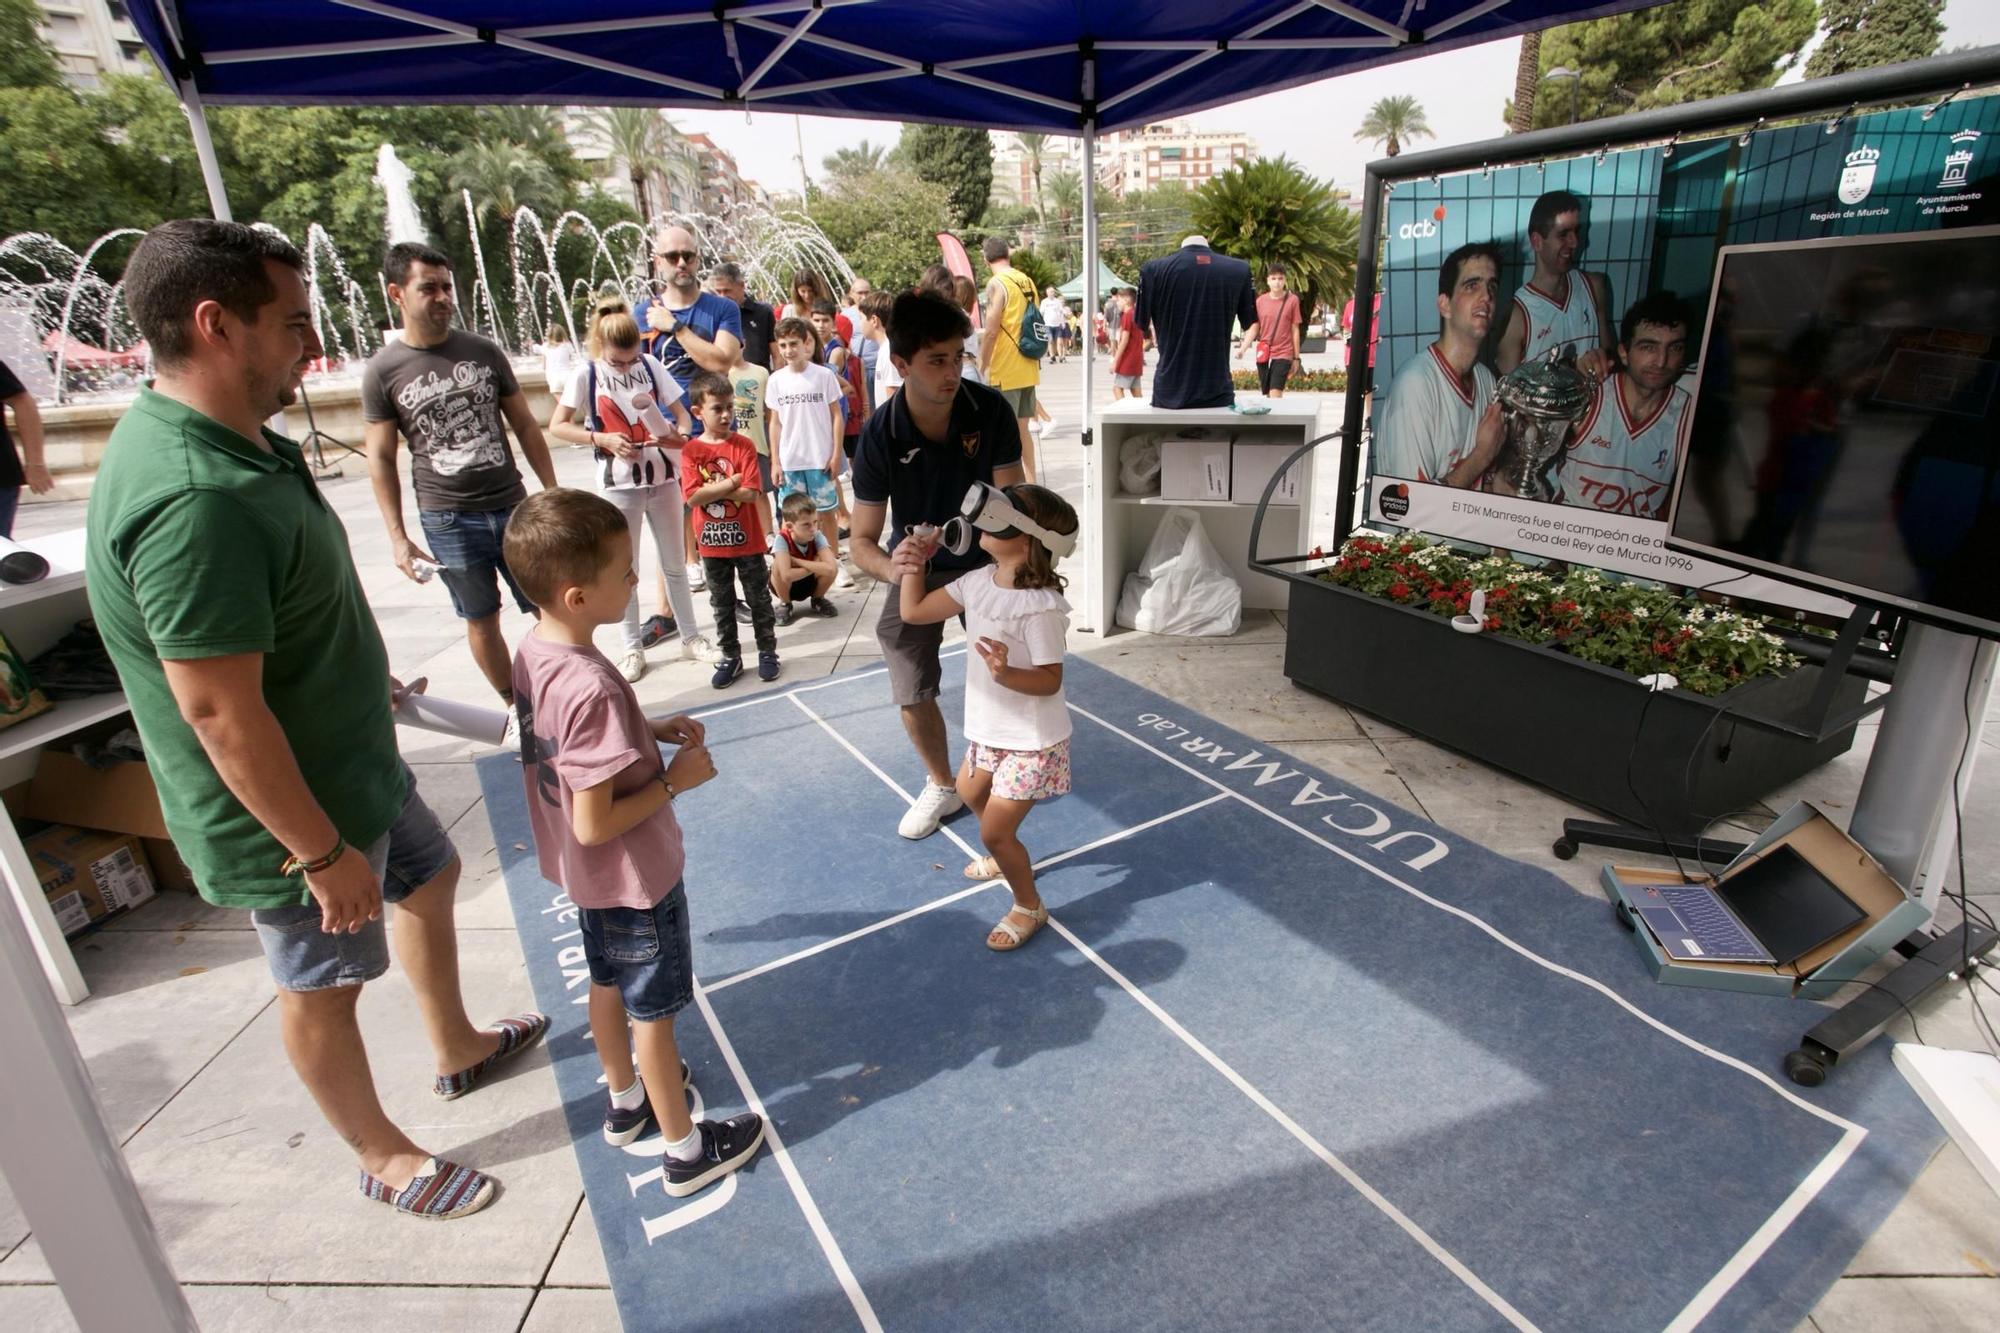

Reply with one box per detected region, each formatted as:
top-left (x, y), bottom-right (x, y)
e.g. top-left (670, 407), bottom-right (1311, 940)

top-left (1281, 576), bottom-right (1865, 835)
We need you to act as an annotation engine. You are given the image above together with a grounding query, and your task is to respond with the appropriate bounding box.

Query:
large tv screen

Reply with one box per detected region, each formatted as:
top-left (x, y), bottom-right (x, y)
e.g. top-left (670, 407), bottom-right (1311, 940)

top-left (1665, 226), bottom-right (2000, 638)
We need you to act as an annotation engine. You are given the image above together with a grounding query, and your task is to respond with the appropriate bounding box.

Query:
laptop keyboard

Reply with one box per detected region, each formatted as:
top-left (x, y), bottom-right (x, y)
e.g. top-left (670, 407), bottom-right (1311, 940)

top-left (1654, 885), bottom-right (1765, 959)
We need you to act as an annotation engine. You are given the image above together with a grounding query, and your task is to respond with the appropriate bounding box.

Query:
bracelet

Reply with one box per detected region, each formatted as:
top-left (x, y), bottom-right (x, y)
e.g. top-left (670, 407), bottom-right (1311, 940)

top-left (280, 836), bottom-right (346, 877)
top-left (657, 772), bottom-right (676, 802)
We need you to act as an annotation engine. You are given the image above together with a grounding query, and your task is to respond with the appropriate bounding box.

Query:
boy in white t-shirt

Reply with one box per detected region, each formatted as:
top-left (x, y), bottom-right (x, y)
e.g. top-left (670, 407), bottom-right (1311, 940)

top-left (860, 291), bottom-right (901, 399)
top-left (767, 315), bottom-right (846, 570)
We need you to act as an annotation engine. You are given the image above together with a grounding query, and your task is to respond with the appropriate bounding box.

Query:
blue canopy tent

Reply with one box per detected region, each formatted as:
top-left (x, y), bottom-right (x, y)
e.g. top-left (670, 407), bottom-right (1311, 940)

top-left (12, 4), bottom-right (1682, 1329)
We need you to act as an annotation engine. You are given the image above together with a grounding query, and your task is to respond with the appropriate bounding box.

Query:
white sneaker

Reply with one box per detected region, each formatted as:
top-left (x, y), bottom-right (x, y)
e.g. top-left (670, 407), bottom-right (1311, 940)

top-left (1042, 414), bottom-right (1058, 435)
top-left (681, 633), bottom-right (713, 661)
top-left (686, 563), bottom-right (706, 592)
top-left (835, 565), bottom-right (856, 589)
top-left (618, 649), bottom-right (647, 683)
top-left (897, 782), bottom-right (964, 839)
top-left (1028, 419), bottom-right (1045, 437)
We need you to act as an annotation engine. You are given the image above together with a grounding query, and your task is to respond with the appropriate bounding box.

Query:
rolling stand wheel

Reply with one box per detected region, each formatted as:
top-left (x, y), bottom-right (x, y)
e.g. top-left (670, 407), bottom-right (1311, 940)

top-left (1783, 1048), bottom-right (1828, 1088)
top-left (1552, 837), bottom-right (1578, 860)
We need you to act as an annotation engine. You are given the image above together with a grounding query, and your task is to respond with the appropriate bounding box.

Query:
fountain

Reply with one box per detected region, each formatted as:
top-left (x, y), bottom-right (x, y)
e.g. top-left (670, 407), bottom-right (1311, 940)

top-left (374, 145), bottom-right (428, 246)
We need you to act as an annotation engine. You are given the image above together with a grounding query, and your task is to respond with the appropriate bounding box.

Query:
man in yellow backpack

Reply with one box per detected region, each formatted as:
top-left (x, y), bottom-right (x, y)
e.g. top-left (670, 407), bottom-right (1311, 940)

top-left (977, 236), bottom-right (1045, 481)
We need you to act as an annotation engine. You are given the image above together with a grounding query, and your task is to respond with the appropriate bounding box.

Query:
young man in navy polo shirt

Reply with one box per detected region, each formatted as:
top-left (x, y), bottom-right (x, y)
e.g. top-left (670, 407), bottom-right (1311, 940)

top-left (850, 291), bottom-right (1025, 840)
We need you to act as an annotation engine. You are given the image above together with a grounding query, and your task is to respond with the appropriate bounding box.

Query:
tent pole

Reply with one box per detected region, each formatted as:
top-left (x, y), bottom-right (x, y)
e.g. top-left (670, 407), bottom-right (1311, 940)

top-left (1081, 123), bottom-right (1097, 455)
top-left (1332, 165), bottom-right (1382, 546)
top-left (178, 80), bottom-right (234, 222)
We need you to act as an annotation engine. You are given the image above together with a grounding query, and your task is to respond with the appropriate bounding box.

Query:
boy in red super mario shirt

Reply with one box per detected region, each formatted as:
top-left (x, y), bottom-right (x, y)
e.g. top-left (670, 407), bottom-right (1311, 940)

top-left (680, 372), bottom-right (778, 688)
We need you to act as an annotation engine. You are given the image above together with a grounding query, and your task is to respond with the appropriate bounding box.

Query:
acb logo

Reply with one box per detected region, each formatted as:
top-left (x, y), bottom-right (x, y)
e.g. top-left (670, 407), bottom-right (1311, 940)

top-left (1397, 220), bottom-right (1438, 240)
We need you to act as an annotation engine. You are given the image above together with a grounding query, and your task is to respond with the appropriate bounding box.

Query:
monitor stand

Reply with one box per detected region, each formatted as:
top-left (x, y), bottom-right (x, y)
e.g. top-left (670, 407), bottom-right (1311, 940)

top-left (1784, 621), bottom-right (2000, 1086)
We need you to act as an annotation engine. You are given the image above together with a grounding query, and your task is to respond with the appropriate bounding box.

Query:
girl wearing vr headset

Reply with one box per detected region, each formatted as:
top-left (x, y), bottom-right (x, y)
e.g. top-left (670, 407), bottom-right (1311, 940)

top-left (899, 483), bottom-right (1080, 951)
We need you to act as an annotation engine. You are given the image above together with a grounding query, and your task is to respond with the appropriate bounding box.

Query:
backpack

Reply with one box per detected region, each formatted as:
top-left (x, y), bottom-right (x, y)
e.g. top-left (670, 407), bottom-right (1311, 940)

top-left (1007, 270), bottom-right (1049, 360)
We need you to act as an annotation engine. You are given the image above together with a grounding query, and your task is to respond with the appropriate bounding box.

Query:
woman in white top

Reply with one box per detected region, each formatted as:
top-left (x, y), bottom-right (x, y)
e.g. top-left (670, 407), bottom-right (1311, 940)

top-left (546, 296), bottom-right (703, 681)
top-left (897, 484), bottom-right (1080, 952)
top-left (540, 323), bottom-right (575, 395)
top-left (952, 274), bottom-right (985, 385)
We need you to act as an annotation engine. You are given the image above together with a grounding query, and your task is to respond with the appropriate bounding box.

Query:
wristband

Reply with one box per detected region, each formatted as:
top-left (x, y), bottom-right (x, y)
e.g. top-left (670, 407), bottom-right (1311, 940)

top-left (281, 835), bottom-right (346, 877)
top-left (658, 771), bottom-right (676, 802)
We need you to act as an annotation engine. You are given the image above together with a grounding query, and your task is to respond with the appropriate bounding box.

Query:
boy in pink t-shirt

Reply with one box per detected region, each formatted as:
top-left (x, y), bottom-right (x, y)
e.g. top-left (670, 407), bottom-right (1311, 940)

top-left (503, 488), bottom-right (766, 1198)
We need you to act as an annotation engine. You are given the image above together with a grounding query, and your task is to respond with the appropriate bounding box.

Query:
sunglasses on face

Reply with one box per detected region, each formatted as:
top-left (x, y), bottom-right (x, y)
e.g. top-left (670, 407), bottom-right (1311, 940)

top-left (654, 250), bottom-right (698, 265)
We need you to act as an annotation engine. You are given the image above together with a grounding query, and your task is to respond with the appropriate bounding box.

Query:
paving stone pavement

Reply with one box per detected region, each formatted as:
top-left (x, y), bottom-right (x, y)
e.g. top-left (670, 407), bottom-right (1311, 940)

top-left (2, 348), bottom-right (1995, 1330)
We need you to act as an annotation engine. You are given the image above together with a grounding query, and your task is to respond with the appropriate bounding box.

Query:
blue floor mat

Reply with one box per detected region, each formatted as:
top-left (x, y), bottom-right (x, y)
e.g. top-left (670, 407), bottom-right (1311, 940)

top-left (475, 652), bottom-right (1941, 1332)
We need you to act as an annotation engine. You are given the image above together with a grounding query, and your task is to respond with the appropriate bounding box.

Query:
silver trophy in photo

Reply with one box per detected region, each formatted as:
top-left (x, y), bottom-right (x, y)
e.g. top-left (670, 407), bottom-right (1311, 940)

top-left (1492, 347), bottom-right (1593, 502)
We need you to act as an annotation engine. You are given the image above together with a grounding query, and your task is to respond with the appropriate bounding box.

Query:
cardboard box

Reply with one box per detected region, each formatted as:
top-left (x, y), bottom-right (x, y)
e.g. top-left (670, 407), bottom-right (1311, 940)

top-left (28, 750), bottom-right (170, 840)
top-left (1603, 801), bottom-right (1931, 999)
top-left (1159, 434), bottom-right (1231, 501)
top-left (1230, 440), bottom-right (1301, 506)
top-left (142, 837), bottom-right (196, 895)
top-left (28, 824), bottom-right (158, 936)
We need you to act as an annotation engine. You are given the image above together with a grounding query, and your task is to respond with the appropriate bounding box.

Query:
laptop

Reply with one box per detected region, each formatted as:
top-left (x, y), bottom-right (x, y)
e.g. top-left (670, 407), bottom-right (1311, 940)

top-left (1626, 844), bottom-right (1870, 967)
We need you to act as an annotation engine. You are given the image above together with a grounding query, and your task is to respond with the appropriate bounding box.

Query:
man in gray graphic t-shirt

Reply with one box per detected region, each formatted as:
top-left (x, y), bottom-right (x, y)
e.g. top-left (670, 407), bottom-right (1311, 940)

top-left (363, 242), bottom-right (556, 704)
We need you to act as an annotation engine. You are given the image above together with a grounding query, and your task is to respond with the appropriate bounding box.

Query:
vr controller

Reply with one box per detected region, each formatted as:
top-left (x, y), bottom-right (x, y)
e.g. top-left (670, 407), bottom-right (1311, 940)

top-left (910, 482), bottom-right (1077, 559)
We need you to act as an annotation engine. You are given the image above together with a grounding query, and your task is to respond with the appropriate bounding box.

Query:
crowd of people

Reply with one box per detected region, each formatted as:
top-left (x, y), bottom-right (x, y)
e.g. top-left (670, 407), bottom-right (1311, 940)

top-left (82, 216), bottom-right (1087, 1223)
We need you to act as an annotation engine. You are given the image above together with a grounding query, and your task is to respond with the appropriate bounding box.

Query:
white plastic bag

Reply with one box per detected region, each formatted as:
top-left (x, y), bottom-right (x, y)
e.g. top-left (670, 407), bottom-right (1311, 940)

top-left (1115, 508), bottom-right (1242, 636)
top-left (1118, 432), bottom-right (1162, 496)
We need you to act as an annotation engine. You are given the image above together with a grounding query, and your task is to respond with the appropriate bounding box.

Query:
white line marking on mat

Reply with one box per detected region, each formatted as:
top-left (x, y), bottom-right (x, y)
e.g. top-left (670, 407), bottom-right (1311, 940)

top-left (691, 648), bottom-right (969, 722)
top-left (701, 790), bottom-right (1227, 995)
top-left (692, 984), bottom-right (882, 1332)
top-left (1047, 915), bottom-right (1540, 1333)
top-left (1663, 1128), bottom-right (1865, 1333)
top-left (1064, 700), bottom-right (1870, 1327)
top-left (801, 700), bottom-right (1533, 1330)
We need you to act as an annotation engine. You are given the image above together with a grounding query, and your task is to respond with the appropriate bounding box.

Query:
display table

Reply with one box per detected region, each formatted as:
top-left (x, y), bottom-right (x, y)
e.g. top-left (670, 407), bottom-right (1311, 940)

top-left (1086, 398), bottom-right (1319, 634)
top-left (0, 528), bottom-right (129, 1005)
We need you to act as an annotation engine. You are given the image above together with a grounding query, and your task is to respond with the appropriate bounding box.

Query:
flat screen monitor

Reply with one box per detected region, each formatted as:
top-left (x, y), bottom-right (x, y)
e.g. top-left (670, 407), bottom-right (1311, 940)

top-left (1664, 226), bottom-right (2000, 638)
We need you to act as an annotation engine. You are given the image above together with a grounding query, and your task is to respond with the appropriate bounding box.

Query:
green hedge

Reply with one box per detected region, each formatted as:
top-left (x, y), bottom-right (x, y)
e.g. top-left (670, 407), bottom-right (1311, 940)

top-left (1232, 369), bottom-right (1348, 392)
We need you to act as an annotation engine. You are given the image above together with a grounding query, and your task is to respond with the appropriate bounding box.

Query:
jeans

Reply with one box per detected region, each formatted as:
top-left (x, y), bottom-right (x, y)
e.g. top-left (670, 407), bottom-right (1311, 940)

top-left (603, 485), bottom-right (699, 649)
top-left (702, 554), bottom-right (775, 658)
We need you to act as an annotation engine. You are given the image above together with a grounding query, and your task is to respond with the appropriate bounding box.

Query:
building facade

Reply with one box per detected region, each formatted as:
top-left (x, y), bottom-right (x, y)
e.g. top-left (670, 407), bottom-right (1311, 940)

top-left (1098, 121), bottom-right (1258, 197)
top-left (34, 0), bottom-right (152, 88)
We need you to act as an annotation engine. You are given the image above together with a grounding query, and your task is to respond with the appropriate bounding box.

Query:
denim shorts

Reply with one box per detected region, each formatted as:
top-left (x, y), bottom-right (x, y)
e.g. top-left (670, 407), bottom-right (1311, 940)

top-left (581, 882), bottom-right (694, 1022)
top-left (249, 765), bottom-right (459, 992)
top-left (419, 506), bottom-right (537, 621)
top-left (782, 468), bottom-right (840, 514)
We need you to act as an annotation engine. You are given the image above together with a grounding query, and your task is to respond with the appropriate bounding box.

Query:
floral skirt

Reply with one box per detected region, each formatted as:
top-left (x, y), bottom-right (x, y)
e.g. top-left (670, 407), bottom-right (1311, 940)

top-left (966, 737), bottom-right (1072, 803)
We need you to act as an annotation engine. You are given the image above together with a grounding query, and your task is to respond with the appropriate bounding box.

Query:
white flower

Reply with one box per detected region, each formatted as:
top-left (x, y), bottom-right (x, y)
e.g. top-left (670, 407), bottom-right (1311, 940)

top-left (1634, 606), bottom-right (1650, 619)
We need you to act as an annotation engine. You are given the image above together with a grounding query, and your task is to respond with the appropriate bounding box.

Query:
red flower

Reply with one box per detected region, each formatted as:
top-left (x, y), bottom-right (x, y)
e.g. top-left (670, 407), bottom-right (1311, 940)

top-left (1388, 581), bottom-right (1411, 599)
top-left (1357, 557), bottom-right (1371, 569)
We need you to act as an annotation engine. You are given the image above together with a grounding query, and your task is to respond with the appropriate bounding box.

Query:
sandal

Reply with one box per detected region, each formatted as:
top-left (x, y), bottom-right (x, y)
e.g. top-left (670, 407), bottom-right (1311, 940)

top-left (359, 1156), bottom-right (496, 1220)
top-left (433, 1012), bottom-right (549, 1100)
top-left (964, 855), bottom-right (1002, 880)
top-left (987, 902), bottom-right (1049, 952)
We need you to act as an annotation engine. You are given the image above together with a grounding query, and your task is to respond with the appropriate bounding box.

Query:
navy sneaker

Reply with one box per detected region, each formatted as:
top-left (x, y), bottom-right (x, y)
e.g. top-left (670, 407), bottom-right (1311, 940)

top-left (757, 651), bottom-right (781, 682)
top-left (601, 1060), bottom-right (693, 1146)
top-left (809, 596), bottom-right (838, 618)
top-left (662, 1113), bottom-right (767, 1197)
top-left (711, 656), bottom-right (744, 689)
top-left (637, 613), bottom-right (677, 650)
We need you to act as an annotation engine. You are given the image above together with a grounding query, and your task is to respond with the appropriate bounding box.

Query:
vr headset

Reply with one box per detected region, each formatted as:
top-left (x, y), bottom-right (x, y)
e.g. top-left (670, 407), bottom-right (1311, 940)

top-left (921, 482), bottom-right (1076, 559)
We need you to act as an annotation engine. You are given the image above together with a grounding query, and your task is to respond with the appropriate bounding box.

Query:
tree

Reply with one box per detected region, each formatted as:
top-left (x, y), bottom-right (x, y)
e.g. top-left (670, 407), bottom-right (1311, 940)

top-left (579, 108), bottom-right (668, 224)
top-left (1806, 0), bottom-right (1943, 79)
top-left (823, 140), bottom-right (887, 185)
top-left (896, 124), bottom-right (993, 230)
top-left (1190, 156), bottom-right (1359, 318)
top-left (450, 140), bottom-right (564, 226)
top-left (0, 87), bottom-right (132, 247)
top-left (0, 0), bottom-right (61, 90)
top-left (487, 105), bottom-right (570, 159)
top-left (1015, 132), bottom-right (1051, 226)
top-left (1099, 182), bottom-right (1193, 282)
top-left (1510, 32), bottom-right (1542, 134)
top-left (1354, 96), bottom-right (1434, 158)
top-left (1009, 247), bottom-right (1061, 298)
top-left (1528, 2), bottom-right (1815, 129)
top-left (1042, 167), bottom-right (1085, 273)
top-left (806, 167), bottom-right (953, 295)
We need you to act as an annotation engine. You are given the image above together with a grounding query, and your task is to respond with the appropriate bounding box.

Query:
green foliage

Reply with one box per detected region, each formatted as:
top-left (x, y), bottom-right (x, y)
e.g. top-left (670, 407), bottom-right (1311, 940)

top-left (1008, 248), bottom-right (1061, 296)
top-left (576, 108), bottom-right (669, 221)
top-left (0, 0), bottom-right (62, 90)
top-left (822, 140), bottom-right (887, 185)
top-left (451, 140), bottom-right (565, 226)
top-left (1190, 157), bottom-right (1358, 318)
top-left (0, 87), bottom-right (132, 245)
top-left (1805, 0), bottom-right (1944, 79)
top-left (895, 124), bottom-right (993, 230)
top-left (806, 167), bottom-right (953, 295)
top-left (1531, 2), bottom-right (1816, 129)
top-left (1321, 533), bottom-right (1803, 695)
top-left (1099, 182), bottom-right (1193, 282)
top-left (1354, 96), bottom-right (1434, 158)
top-left (1233, 369), bottom-right (1348, 392)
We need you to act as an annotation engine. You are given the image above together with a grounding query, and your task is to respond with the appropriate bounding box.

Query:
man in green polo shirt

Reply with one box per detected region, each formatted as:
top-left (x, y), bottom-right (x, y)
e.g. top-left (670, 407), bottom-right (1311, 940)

top-left (86, 220), bottom-right (544, 1221)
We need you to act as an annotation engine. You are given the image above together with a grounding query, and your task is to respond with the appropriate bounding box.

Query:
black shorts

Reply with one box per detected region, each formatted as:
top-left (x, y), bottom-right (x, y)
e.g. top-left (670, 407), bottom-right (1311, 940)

top-left (1258, 359), bottom-right (1294, 394)
top-left (783, 572), bottom-right (819, 602)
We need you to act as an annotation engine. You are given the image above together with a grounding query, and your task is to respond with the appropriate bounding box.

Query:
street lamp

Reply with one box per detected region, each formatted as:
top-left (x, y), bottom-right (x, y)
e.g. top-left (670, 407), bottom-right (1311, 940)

top-left (1545, 67), bottom-right (1582, 126)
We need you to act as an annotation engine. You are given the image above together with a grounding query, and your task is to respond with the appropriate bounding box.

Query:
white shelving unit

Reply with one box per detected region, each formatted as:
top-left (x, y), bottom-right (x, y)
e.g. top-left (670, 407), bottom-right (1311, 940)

top-left (1087, 398), bottom-right (1320, 634)
top-left (0, 528), bottom-right (128, 1005)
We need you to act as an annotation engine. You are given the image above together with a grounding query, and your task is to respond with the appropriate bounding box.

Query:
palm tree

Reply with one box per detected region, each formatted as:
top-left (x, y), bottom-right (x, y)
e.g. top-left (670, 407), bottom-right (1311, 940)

top-left (823, 140), bottom-right (887, 184)
top-left (449, 140), bottom-right (562, 224)
top-left (1354, 95), bottom-right (1435, 158)
top-left (488, 105), bottom-right (567, 158)
top-left (1045, 167), bottom-right (1084, 272)
top-left (1016, 132), bottom-right (1050, 227)
top-left (579, 107), bottom-right (668, 222)
top-left (1190, 156), bottom-right (1359, 317)
top-left (1510, 33), bottom-right (1542, 134)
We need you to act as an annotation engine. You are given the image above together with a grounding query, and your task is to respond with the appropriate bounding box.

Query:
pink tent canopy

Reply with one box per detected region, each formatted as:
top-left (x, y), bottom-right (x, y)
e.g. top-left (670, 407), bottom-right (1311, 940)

top-left (42, 330), bottom-right (147, 369)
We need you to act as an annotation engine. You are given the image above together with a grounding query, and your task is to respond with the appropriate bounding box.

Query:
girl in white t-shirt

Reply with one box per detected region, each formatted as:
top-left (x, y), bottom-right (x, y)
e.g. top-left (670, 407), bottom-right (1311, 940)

top-left (547, 297), bottom-right (702, 681)
top-left (898, 484), bottom-right (1081, 952)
